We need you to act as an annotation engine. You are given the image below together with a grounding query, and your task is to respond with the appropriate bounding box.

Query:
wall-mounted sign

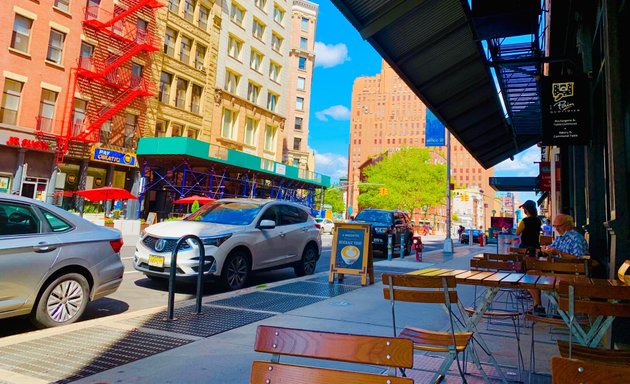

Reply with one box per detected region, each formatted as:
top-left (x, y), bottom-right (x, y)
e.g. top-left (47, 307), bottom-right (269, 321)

top-left (275, 163), bottom-right (286, 175)
top-left (329, 223), bottom-right (374, 286)
top-left (541, 76), bottom-right (589, 145)
top-left (91, 147), bottom-right (137, 167)
top-left (6, 136), bottom-right (50, 151)
top-left (538, 161), bottom-right (551, 191)
top-left (425, 110), bottom-right (446, 147)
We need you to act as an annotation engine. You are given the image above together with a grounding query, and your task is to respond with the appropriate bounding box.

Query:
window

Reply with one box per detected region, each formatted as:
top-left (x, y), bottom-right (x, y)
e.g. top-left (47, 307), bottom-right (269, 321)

top-left (187, 127), bottom-right (199, 139)
top-left (298, 56), bottom-right (307, 70)
top-left (297, 77), bottom-right (305, 90)
top-left (252, 18), bottom-right (265, 40)
top-left (183, 0), bottom-right (195, 22)
top-left (250, 49), bottom-right (263, 72)
top-left (175, 78), bottom-right (188, 109)
top-left (171, 123), bottom-right (183, 137)
top-left (247, 82), bottom-right (260, 103)
top-left (79, 42), bottom-right (94, 69)
top-left (294, 117), bottom-right (303, 130)
top-left (280, 205), bottom-right (308, 225)
top-left (42, 209), bottom-right (71, 232)
top-left (269, 61), bottom-right (281, 82)
top-left (224, 70), bottom-right (239, 93)
top-left (296, 97), bottom-right (304, 110)
top-left (301, 17), bottom-right (309, 31)
top-left (100, 119), bottom-right (111, 144)
top-left (198, 6), bottom-right (209, 30)
top-left (267, 92), bottom-right (278, 112)
top-left (190, 84), bottom-right (202, 114)
top-left (168, 0), bottom-right (179, 13)
top-left (264, 124), bottom-right (276, 151)
top-left (0, 202), bottom-right (40, 235)
top-left (155, 120), bottom-right (167, 137)
top-left (299, 37), bottom-right (307, 50)
top-left (293, 138), bottom-right (301, 151)
top-left (164, 27), bottom-right (177, 56)
top-left (230, 2), bottom-right (244, 26)
top-left (273, 4), bottom-right (284, 24)
top-left (255, 0), bottom-right (266, 10)
top-left (179, 35), bottom-right (191, 64)
top-left (221, 108), bottom-right (237, 139)
top-left (227, 35), bottom-right (242, 60)
top-left (54, 0), bottom-right (70, 13)
top-left (38, 89), bottom-right (57, 132)
top-left (1, 79), bottom-right (24, 125)
top-left (244, 117), bottom-right (258, 146)
top-left (159, 71), bottom-right (173, 103)
top-left (271, 33), bottom-right (282, 52)
top-left (195, 44), bottom-right (206, 70)
top-left (71, 98), bottom-right (87, 136)
top-left (124, 113), bottom-right (137, 148)
top-left (131, 63), bottom-right (143, 88)
top-left (11, 15), bottom-right (33, 53)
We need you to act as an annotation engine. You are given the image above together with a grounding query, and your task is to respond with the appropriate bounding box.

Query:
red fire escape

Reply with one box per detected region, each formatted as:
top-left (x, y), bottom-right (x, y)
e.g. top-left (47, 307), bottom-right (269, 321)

top-left (54, 0), bottom-right (162, 164)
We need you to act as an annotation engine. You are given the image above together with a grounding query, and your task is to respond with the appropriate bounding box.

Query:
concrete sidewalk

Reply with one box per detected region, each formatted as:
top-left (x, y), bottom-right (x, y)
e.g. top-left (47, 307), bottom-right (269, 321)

top-left (0, 245), bottom-right (556, 384)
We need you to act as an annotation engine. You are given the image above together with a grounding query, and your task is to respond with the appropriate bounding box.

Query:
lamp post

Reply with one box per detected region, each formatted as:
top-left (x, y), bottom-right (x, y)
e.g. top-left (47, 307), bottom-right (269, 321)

top-left (443, 131), bottom-right (453, 253)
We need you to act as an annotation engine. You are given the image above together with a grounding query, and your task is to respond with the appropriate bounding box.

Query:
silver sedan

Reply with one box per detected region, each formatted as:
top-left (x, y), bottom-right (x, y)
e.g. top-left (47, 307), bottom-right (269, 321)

top-left (0, 193), bottom-right (124, 328)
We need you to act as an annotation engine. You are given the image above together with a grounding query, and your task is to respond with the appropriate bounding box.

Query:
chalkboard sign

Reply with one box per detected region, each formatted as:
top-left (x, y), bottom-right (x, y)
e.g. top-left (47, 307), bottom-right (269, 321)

top-left (328, 223), bottom-right (374, 286)
top-left (146, 212), bottom-right (157, 225)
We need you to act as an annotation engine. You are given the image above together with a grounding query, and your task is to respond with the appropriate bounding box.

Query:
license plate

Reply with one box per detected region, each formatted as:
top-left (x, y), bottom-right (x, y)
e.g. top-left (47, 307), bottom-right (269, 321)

top-left (148, 255), bottom-right (164, 268)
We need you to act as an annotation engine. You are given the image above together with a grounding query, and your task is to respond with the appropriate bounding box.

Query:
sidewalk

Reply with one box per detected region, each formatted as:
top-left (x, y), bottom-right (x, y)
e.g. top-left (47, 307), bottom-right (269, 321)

top-left (0, 244), bottom-right (556, 384)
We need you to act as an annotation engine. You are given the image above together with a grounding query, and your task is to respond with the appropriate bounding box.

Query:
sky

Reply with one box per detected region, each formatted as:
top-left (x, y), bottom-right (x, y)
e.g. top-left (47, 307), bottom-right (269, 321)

top-left (307, 1), bottom-right (541, 203)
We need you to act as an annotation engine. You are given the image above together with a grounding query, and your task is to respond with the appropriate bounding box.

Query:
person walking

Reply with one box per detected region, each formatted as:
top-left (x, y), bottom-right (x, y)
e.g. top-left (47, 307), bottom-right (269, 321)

top-left (515, 200), bottom-right (542, 253)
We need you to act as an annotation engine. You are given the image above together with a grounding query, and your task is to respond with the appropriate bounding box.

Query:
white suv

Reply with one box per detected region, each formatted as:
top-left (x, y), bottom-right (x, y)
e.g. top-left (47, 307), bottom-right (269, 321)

top-left (134, 199), bottom-right (321, 290)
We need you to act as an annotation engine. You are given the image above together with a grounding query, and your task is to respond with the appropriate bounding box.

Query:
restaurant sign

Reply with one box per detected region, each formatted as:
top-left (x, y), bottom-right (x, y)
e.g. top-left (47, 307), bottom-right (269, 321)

top-left (91, 147), bottom-right (137, 167)
top-left (541, 76), bottom-right (589, 145)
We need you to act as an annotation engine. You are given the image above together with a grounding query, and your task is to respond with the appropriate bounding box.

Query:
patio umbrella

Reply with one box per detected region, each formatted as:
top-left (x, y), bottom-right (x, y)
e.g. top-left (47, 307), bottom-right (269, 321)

top-left (75, 187), bottom-right (138, 202)
top-left (173, 195), bottom-right (215, 205)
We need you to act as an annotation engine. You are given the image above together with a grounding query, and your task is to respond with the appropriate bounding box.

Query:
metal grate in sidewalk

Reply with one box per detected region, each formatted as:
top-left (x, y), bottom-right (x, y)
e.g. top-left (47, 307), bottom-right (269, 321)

top-left (307, 274), bottom-right (368, 285)
top-left (210, 291), bottom-right (324, 313)
top-left (267, 281), bottom-right (359, 297)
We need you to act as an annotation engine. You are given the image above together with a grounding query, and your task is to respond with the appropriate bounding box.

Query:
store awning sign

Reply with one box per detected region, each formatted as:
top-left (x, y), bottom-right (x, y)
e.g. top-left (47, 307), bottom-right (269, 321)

top-left (538, 161), bottom-right (551, 191)
top-left (91, 147), bottom-right (137, 167)
top-left (425, 110), bottom-right (445, 146)
top-left (542, 76), bottom-right (589, 145)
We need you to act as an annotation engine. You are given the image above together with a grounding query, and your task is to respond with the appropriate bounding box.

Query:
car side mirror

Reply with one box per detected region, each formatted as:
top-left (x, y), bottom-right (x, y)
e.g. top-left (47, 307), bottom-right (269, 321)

top-left (258, 219), bottom-right (276, 229)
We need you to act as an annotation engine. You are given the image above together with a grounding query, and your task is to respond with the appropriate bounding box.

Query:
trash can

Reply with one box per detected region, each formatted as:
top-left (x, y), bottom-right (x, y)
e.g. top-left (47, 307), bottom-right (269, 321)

top-left (498, 234), bottom-right (520, 254)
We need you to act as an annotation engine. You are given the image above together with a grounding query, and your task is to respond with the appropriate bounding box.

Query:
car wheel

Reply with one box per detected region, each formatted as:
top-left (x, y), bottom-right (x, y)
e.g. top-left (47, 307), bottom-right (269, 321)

top-left (294, 244), bottom-right (318, 276)
top-left (31, 273), bottom-right (89, 329)
top-left (221, 251), bottom-right (250, 291)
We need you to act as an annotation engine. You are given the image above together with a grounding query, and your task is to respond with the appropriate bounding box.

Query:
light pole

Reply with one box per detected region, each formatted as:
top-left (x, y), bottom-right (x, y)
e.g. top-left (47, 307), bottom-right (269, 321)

top-left (443, 131), bottom-right (453, 253)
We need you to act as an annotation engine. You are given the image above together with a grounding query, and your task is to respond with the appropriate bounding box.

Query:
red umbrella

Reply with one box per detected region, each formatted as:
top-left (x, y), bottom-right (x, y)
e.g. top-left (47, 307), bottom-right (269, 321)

top-left (173, 195), bottom-right (215, 205)
top-left (75, 187), bottom-right (137, 202)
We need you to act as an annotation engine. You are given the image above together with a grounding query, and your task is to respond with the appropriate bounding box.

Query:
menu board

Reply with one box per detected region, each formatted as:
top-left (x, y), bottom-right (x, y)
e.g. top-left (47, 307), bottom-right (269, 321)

top-left (329, 223), bottom-right (374, 286)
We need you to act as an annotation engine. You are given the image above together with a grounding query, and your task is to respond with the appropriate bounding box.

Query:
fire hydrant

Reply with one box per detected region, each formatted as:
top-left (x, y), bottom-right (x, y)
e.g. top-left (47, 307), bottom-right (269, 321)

top-left (412, 234), bottom-right (424, 261)
top-left (478, 232), bottom-right (484, 247)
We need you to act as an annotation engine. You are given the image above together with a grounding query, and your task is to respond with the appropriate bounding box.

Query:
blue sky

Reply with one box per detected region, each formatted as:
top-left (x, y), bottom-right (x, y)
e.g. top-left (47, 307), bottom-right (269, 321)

top-left (308, 1), bottom-right (540, 202)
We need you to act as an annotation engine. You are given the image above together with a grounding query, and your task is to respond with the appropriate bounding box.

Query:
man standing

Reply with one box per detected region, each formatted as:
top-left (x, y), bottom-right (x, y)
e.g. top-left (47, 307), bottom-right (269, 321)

top-left (541, 213), bottom-right (588, 258)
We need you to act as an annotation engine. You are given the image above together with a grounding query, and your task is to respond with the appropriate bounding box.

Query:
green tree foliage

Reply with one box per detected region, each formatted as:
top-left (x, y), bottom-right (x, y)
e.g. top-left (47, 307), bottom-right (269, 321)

top-left (452, 212), bottom-right (459, 222)
top-left (190, 200), bottom-right (200, 213)
top-left (324, 187), bottom-right (345, 213)
top-left (357, 148), bottom-right (446, 214)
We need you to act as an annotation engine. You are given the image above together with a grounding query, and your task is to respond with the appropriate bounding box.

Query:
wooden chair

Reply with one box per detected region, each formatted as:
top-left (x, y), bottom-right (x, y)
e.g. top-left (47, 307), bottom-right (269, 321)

top-left (539, 235), bottom-right (553, 246)
top-left (483, 252), bottom-right (523, 263)
top-left (557, 340), bottom-right (630, 365)
top-left (382, 274), bottom-right (491, 384)
top-left (509, 247), bottom-right (528, 256)
top-left (551, 356), bottom-right (630, 383)
top-left (618, 259), bottom-right (630, 284)
top-left (251, 325), bottom-right (414, 384)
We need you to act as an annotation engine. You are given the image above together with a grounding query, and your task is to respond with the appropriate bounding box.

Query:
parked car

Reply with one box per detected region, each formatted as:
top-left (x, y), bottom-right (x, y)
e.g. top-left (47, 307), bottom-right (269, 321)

top-left (352, 209), bottom-right (413, 256)
top-left (0, 193), bottom-right (124, 328)
top-left (134, 199), bottom-right (322, 291)
top-left (460, 229), bottom-right (485, 244)
top-left (315, 218), bottom-right (335, 234)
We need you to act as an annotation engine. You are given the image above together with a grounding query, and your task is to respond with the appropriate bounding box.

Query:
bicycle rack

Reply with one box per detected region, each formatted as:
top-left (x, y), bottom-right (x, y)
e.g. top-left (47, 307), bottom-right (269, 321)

top-left (166, 234), bottom-right (205, 321)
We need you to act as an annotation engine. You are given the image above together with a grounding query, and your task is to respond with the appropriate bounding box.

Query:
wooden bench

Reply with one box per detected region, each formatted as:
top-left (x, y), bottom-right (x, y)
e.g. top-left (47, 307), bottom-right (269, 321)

top-left (251, 325), bottom-right (414, 384)
top-left (557, 340), bottom-right (630, 365)
top-left (551, 356), bottom-right (630, 383)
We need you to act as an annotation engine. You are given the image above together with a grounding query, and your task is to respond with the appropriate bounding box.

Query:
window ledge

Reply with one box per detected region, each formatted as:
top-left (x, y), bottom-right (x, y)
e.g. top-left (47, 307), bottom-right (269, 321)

top-left (52, 6), bottom-right (72, 18)
top-left (8, 47), bottom-right (31, 59)
top-left (45, 60), bottom-right (65, 70)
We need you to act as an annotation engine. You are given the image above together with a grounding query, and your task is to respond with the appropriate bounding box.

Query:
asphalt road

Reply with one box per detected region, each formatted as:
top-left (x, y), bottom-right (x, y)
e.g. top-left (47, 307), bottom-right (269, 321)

top-left (0, 234), bottom-right (447, 337)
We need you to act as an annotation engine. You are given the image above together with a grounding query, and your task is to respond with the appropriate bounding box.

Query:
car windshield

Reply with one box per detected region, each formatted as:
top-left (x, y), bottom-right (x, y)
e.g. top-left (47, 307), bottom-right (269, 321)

top-left (355, 211), bottom-right (392, 224)
top-left (185, 201), bottom-right (263, 225)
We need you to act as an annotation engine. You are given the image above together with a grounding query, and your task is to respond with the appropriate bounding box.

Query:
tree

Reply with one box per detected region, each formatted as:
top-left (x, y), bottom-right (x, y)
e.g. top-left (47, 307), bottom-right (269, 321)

top-left (324, 187), bottom-right (345, 213)
top-left (357, 148), bottom-right (446, 215)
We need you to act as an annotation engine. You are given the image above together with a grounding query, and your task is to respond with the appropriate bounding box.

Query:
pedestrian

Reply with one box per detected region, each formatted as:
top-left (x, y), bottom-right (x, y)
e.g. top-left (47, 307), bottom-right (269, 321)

top-left (457, 225), bottom-right (465, 241)
top-left (515, 200), bottom-right (542, 253)
top-left (541, 218), bottom-right (553, 237)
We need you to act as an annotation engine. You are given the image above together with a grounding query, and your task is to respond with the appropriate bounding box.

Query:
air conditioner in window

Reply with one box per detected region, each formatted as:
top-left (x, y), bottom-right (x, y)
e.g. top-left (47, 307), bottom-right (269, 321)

top-left (196, 63), bottom-right (205, 71)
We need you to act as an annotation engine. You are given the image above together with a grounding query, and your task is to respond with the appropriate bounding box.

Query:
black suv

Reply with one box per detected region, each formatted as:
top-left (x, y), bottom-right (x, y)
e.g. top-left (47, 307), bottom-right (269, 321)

top-left (353, 209), bottom-right (413, 256)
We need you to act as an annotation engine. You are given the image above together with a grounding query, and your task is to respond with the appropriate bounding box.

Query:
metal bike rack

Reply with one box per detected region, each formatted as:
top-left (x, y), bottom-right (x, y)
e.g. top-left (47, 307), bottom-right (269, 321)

top-left (166, 234), bottom-right (205, 321)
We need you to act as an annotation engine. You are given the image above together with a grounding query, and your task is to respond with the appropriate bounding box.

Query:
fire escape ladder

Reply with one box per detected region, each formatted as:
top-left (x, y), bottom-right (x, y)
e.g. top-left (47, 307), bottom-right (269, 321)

top-left (84, 0), bottom-right (163, 29)
top-left (55, 68), bottom-right (80, 164)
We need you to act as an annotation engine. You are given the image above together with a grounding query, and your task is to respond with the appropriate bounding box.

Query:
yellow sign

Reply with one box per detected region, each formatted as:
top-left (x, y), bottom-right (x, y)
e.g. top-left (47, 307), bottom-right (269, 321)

top-left (329, 223), bottom-right (374, 286)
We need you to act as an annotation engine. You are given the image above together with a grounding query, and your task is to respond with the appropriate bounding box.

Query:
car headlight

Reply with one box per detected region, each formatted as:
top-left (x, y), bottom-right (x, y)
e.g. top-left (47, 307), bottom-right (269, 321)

top-left (201, 234), bottom-right (232, 247)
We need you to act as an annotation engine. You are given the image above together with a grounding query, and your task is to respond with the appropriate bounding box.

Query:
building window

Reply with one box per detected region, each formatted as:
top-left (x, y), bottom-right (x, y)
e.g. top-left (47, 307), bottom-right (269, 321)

top-left (71, 98), bottom-right (87, 136)
top-left (168, 0), bottom-right (180, 13)
top-left (159, 72), bottom-right (173, 103)
top-left (298, 56), bottom-right (307, 70)
top-left (179, 36), bottom-right (191, 64)
top-left (296, 97), bottom-right (304, 110)
top-left (38, 89), bottom-right (58, 132)
top-left (273, 4), bottom-right (284, 24)
top-left (250, 49), bottom-right (263, 72)
top-left (269, 61), bottom-right (281, 82)
top-left (299, 37), bottom-right (307, 50)
top-left (124, 114), bottom-right (137, 149)
top-left (247, 81), bottom-right (260, 104)
top-left (100, 119), bottom-right (111, 144)
top-left (244, 117), bottom-right (258, 146)
top-left (264, 125), bottom-right (276, 152)
top-left (198, 6), bottom-right (209, 30)
top-left (227, 35), bottom-right (242, 60)
top-left (1, 79), bottom-right (24, 125)
top-left (190, 84), bottom-right (202, 114)
top-left (271, 33), bottom-right (282, 52)
top-left (301, 17), bottom-right (309, 31)
top-left (230, 2), bottom-right (244, 26)
top-left (11, 15), bottom-right (33, 53)
top-left (187, 127), bottom-right (199, 139)
top-left (164, 27), bottom-right (177, 56)
top-left (79, 42), bottom-right (94, 69)
top-left (183, 0), bottom-right (195, 22)
top-left (54, 0), bottom-right (70, 12)
top-left (293, 138), bottom-right (301, 151)
top-left (175, 78), bottom-right (188, 109)
top-left (221, 108), bottom-right (237, 139)
top-left (297, 77), bottom-right (305, 90)
top-left (171, 123), bottom-right (183, 137)
top-left (195, 44), bottom-right (206, 70)
top-left (224, 70), bottom-right (239, 93)
top-left (252, 18), bottom-right (265, 40)
top-left (267, 92), bottom-right (278, 112)
top-left (155, 120), bottom-right (167, 137)
top-left (255, 0), bottom-right (267, 11)
top-left (294, 117), bottom-right (303, 130)
top-left (131, 62), bottom-right (143, 88)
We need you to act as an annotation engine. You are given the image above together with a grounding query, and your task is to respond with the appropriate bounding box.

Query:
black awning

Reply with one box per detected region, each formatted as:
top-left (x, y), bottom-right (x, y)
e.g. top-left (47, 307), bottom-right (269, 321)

top-left (489, 177), bottom-right (539, 191)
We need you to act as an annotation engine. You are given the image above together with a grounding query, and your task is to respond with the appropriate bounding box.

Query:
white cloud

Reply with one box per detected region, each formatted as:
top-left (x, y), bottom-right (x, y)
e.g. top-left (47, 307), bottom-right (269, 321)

top-left (314, 152), bottom-right (348, 183)
top-left (493, 146), bottom-right (540, 177)
top-left (315, 105), bottom-right (351, 122)
top-left (314, 42), bottom-right (350, 68)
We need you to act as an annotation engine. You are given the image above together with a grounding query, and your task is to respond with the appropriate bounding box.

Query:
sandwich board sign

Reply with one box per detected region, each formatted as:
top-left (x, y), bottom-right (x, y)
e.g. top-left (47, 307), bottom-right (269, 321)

top-left (328, 223), bottom-right (374, 286)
